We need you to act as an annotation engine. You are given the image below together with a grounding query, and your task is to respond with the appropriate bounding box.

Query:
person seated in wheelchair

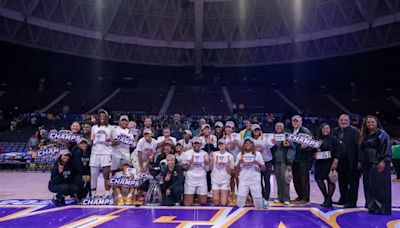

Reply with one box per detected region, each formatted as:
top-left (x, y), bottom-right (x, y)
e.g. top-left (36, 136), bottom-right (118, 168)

top-left (113, 160), bottom-right (137, 205)
top-left (160, 154), bottom-right (184, 206)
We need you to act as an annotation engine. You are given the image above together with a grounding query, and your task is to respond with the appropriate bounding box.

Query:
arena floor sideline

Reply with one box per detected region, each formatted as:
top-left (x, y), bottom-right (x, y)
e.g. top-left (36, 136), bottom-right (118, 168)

top-left (0, 172), bottom-right (399, 227)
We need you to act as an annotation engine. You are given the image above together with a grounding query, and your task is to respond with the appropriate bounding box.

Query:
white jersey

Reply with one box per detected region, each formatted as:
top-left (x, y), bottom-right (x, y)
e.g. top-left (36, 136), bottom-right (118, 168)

top-left (113, 126), bottom-right (132, 159)
top-left (224, 133), bottom-right (241, 160)
top-left (91, 125), bottom-right (117, 155)
top-left (181, 149), bottom-right (209, 184)
top-left (136, 137), bottom-right (158, 161)
top-left (211, 151), bottom-right (234, 185)
top-left (156, 136), bottom-right (177, 145)
top-left (252, 136), bottom-right (273, 162)
top-left (175, 152), bottom-right (185, 163)
top-left (200, 135), bottom-right (217, 149)
top-left (178, 139), bottom-right (192, 152)
top-left (235, 151), bottom-right (264, 185)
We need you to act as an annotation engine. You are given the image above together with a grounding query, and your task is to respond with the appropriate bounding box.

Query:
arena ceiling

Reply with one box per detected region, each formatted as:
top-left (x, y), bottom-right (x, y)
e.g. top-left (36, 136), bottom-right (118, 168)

top-left (0, 0), bottom-right (400, 72)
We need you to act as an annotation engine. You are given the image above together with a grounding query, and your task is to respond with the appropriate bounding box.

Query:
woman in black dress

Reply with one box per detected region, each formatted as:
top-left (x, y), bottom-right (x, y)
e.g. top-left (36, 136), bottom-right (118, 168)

top-left (314, 123), bottom-right (341, 207)
top-left (359, 115), bottom-right (392, 215)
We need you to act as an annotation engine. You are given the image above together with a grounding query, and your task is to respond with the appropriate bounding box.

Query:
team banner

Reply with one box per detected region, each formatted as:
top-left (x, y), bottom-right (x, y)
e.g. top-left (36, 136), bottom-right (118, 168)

top-left (286, 134), bottom-right (321, 149)
top-left (48, 132), bottom-right (82, 142)
top-left (109, 177), bottom-right (142, 188)
top-left (37, 144), bottom-right (64, 157)
top-left (116, 135), bottom-right (137, 147)
top-left (109, 173), bottom-right (154, 188)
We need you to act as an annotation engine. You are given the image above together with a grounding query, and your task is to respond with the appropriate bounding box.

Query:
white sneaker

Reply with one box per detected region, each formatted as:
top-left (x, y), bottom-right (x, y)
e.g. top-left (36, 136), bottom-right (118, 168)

top-left (207, 191), bottom-right (213, 198)
top-left (262, 199), bottom-right (269, 208)
top-left (273, 199), bottom-right (280, 203)
top-left (283, 201), bottom-right (290, 205)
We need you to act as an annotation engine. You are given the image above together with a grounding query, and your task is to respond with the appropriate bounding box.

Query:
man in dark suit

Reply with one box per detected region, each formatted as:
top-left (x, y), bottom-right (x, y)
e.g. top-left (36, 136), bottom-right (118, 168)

top-left (331, 114), bottom-right (361, 208)
top-left (290, 115), bottom-right (313, 204)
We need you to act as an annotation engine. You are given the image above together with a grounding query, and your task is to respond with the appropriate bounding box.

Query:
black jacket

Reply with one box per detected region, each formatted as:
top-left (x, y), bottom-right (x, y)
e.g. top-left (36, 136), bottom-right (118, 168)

top-left (49, 161), bottom-right (75, 186)
top-left (271, 134), bottom-right (296, 165)
top-left (72, 148), bottom-right (91, 176)
top-left (291, 126), bottom-right (314, 162)
top-left (313, 135), bottom-right (341, 161)
top-left (332, 125), bottom-right (360, 170)
top-left (161, 165), bottom-right (184, 192)
top-left (360, 129), bottom-right (392, 164)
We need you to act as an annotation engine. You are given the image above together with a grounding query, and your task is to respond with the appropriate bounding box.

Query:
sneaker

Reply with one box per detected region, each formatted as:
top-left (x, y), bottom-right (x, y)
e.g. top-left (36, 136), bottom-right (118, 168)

top-left (116, 197), bottom-right (124, 205)
top-left (125, 198), bottom-right (134, 205)
top-left (273, 199), bottom-right (280, 203)
top-left (52, 196), bottom-right (65, 207)
top-left (175, 202), bottom-right (180, 206)
top-left (283, 201), bottom-right (290, 206)
top-left (207, 191), bottom-right (213, 198)
top-left (262, 199), bottom-right (269, 209)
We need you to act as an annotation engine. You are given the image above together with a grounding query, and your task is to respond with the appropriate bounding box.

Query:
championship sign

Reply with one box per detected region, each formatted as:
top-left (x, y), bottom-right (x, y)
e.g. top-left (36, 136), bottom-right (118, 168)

top-left (48, 132), bottom-right (82, 142)
top-left (287, 134), bottom-right (321, 149)
top-left (116, 135), bottom-right (137, 147)
top-left (36, 144), bottom-right (64, 157)
top-left (82, 198), bottom-right (114, 205)
top-left (109, 177), bottom-right (142, 188)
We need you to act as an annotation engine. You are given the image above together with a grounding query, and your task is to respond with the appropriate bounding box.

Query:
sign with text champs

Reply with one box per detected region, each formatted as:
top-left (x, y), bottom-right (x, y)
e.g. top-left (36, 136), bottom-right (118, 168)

top-left (48, 132), bottom-right (82, 142)
top-left (287, 134), bottom-right (321, 149)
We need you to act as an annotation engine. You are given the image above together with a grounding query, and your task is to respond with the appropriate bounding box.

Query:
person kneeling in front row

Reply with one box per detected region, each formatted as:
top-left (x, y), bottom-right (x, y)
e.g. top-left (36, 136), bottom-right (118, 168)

top-left (160, 154), bottom-right (184, 206)
top-left (49, 149), bottom-right (79, 206)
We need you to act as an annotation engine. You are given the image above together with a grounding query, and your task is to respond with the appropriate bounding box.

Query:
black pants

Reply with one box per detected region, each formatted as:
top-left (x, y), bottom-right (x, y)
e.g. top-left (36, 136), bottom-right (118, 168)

top-left (162, 186), bottom-right (184, 206)
top-left (207, 171), bottom-right (211, 192)
top-left (293, 161), bottom-right (310, 201)
top-left (337, 158), bottom-right (360, 206)
top-left (393, 159), bottom-right (400, 179)
top-left (261, 161), bottom-right (273, 200)
top-left (49, 183), bottom-right (79, 199)
top-left (79, 181), bottom-right (91, 199)
top-left (362, 162), bottom-right (392, 214)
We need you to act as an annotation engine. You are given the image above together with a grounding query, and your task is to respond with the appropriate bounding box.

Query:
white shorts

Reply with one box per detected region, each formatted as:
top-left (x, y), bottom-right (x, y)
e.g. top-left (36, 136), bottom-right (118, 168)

top-left (90, 154), bottom-right (112, 167)
top-left (184, 180), bottom-right (208, 195)
top-left (211, 182), bottom-right (230, 191)
top-left (237, 182), bottom-right (262, 198)
top-left (111, 155), bottom-right (130, 171)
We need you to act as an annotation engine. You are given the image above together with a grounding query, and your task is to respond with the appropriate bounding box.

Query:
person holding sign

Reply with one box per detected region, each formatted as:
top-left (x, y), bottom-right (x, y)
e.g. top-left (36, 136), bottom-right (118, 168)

top-left (136, 129), bottom-right (158, 173)
top-left (160, 154), bottom-right (184, 206)
top-left (113, 160), bottom-right (136, 205)
top-left (210, 139), bottom-right (234, 206)
top-left (181, 137), bottom-right (209, 206)
top-left (49, 149), bottom-right (79, 206)
top-left (251, 124), bottom-right (273, 208)
top-left (271, 122), bottom-right (295, 205)
top-left (313, 123), bottom-right (341, 207)
top-left (223, 121), bottom-right (241, 201)
top-left (235, 137), bottom-right (266, 209)
top-left (111, 115), bottom-right (133, 176)
top-left (72, 138), bottom-right (91, 200)
top-left (290, 115), bottom-right (313, 204)
top-left (90, 109), bottom-right (117, 198)
top-left (359, 116), bottom-right (392, 215)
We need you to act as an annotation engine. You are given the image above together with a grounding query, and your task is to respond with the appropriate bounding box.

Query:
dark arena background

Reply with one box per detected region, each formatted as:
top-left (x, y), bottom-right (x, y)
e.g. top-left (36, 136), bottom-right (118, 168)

top-left (0, 0), bottom-right (400, 227)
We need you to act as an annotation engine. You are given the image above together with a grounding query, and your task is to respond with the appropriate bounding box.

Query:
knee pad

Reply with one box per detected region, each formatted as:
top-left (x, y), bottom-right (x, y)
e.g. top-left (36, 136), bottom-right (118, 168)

top-left (237, 196), bottom-right (246, 208)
